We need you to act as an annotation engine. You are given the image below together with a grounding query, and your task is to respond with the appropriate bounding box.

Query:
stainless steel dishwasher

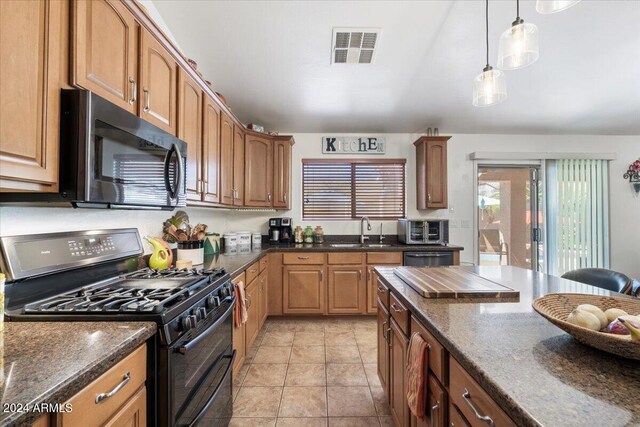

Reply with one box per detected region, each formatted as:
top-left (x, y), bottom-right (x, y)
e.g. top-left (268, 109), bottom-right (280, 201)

top-left (403, 251), bottom-right (454, 267)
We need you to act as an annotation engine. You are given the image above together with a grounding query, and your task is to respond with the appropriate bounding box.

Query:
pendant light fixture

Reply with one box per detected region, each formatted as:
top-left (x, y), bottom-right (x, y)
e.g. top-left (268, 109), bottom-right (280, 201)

top-left (473, 0), bottom-right (507, 107)
top-left (497, 0), bottom-right (539, 70)
top-left (536, 0), bottom-right (581, 14)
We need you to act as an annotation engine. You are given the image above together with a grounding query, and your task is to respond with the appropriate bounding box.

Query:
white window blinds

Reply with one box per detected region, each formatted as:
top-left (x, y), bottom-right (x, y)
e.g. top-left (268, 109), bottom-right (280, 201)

top-left (302, 160), bottom-right (406, 220)
top-left (547, 159), bottom-right (609, 275)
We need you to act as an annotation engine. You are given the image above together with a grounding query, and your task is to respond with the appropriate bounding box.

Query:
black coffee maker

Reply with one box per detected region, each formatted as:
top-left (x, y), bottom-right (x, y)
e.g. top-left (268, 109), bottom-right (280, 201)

top-left (269, 217), bottom-right (293, 244)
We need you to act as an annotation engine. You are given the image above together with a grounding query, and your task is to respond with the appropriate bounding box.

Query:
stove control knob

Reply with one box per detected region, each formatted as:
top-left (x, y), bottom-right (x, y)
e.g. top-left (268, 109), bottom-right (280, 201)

top-left (197, 307), bottom-right (207, 320)
top-left (180, 315), bottom-right (197, 331)
top-left (205, 295), bottom-right (215, 309)
top-left (219, 286), bottom-right (229, 298)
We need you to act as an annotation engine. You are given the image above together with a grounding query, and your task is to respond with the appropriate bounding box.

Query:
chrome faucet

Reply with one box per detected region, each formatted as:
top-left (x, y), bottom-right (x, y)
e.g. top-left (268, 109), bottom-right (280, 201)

top-left (360, 216), bottom-right (371, 244)
top-left (379, 223), bottom-right (385, 244)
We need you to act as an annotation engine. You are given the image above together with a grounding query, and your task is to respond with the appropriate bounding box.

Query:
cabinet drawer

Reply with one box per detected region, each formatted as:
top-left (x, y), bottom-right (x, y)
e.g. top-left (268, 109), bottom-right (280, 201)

top-left (283, 252), bottom-right (325, 265)
top-left (260, 256), bottom-right (268, 272)
top-left (449, 357), bottom-right (516, 427)
top-left (246, 261), bottom-right (260, 284)
top-left (389, 292), bottom-right (409, 336)
top-left (232, 271), bottom-right (246, 286)
top-left (327, 252), bottom-right (363, 265)
top-left (367, 252), bottom-right (402, 265)
top-left (61, 344), bottom-right (147, 427)
top-left (410, 317), bottom-right (447, 385)
top-left (376, 278), bottom-right (389, 310)
top-left (450, 403), bottom-right (471, 427)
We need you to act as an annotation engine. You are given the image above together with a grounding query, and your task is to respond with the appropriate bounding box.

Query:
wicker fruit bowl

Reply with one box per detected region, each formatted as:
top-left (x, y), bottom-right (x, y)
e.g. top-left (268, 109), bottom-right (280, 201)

top-left (532, 293), bottom-right (640, 360)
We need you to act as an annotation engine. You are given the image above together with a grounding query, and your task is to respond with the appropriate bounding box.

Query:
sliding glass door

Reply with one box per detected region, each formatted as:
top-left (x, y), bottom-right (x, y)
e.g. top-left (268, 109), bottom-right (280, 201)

top-left (477, 165), bottom-right (543, 271)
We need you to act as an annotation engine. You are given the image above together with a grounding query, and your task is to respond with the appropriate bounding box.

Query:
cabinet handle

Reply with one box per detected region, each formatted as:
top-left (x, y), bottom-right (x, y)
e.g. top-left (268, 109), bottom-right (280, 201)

top-left (297, 256), bottom-right (309, 260)
top-left (430, 401), bottom-right (440, 427)
top-left (250, 269), bottom-right (257, 274)
top-left (95, 372), bottom-right (131, 404)
top-left (142, 88), bottom-right (150, 112)
top-left (462, 388), bottom-right (494, 426)
top-left (320, 270), bottom-right (323, 281)
top-left (268, 193), bottom-right (272, 202)
top-left (387, 327), bottom-right (392, 347)
top-left (128, 77), bottom-right (137, 104)
top-left (358, 270), bottom-right (362, 281)
top-left (245, 296), bottom-right (252, 308)
top-left (382, 320), bottom-right (388, 342)
top-left (390, 303), bottom-right (403, 313)
top-left (377, 286), bottom-right (385, 293)
top-left (284, 193), bottom-right (287, 202)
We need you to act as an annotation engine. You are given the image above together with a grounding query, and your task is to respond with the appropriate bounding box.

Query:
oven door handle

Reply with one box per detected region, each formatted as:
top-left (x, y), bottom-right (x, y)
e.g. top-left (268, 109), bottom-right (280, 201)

top-left (177, 297), bottom-right (235, 355)
top-left (187, 350), bottom-right (236, 427)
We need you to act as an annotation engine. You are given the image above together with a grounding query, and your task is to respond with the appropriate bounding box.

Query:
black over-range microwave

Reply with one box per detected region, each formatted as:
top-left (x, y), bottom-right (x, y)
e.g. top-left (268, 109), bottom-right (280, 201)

top-left (1, 90), bottom-right (186, 210)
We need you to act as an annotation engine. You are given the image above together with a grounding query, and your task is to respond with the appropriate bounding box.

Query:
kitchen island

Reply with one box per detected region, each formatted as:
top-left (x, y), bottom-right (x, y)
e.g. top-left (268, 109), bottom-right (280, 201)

top-left (374, 265), bottom-right (640, 427)
top-left (0, 322), bottom-right (156, 427)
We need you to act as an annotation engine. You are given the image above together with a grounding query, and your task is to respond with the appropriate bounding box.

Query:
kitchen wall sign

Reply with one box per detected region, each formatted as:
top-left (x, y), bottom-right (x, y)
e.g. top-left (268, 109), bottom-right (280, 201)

top-left (322, 136), bottom-right (386, 154)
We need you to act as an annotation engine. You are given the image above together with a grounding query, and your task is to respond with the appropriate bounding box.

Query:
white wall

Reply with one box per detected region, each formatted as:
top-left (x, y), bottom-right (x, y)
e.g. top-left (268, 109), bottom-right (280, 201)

top-left (1, 134), bottom-right (638, 277)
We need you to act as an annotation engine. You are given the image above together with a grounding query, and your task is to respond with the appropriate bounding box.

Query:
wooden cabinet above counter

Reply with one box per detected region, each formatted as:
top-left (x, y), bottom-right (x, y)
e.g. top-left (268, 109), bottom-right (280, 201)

top-left (0, 0), bottom-right (294, 210)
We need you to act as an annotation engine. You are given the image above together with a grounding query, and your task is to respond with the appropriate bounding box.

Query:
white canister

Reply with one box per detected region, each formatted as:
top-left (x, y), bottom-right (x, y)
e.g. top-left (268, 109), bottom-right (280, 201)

top-left (237, 231), bottom-right (251, 246)
top-left (238, 245), bottom-right (251, 255)
top-left (252, 233), bottom-right (262, 249)
top-left (223, 233), bottom-right (237, 249)
top-left (177, 240), bottom-right (204, 266)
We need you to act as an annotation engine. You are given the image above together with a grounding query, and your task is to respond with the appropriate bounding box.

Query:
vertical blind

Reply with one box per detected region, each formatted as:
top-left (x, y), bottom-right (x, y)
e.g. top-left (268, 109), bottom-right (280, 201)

top-left (302, 160), bottom-right (406, 220)
top-left (547, 159), bottom-right (609, 275)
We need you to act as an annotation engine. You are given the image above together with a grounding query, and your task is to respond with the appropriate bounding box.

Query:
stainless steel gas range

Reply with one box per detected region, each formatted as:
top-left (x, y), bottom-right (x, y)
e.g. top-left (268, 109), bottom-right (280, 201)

top-left (0, 228), bottom-right (235, 427)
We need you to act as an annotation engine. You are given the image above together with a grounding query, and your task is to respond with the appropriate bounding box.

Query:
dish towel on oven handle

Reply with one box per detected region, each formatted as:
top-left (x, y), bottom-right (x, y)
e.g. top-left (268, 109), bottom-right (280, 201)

top-left (406, 331), bottom-right (429, 419)
top-left (234, 281), bottom-right (248, 327)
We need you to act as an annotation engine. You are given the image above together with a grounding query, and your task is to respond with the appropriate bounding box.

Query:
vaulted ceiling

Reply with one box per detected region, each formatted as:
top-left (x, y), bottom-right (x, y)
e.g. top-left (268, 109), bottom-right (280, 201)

top-left (152, 0), bottom-right (640, 134)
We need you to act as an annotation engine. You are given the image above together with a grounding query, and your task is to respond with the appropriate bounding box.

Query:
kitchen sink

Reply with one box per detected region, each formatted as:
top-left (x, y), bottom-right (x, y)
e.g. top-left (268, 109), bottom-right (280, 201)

top-left (330, 243), bottom-right (362, 248)
top-left (366, 244), bottom-right (392, 247)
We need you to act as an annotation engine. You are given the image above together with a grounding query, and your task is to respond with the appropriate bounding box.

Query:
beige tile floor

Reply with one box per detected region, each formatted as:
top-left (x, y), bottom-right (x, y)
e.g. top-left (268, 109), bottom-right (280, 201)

top-left (231, 316), bottom-right (393, 427)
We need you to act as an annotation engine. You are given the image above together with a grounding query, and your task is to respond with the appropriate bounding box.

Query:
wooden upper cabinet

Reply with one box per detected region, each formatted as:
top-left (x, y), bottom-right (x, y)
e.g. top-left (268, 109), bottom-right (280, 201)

top-left (139, 29), bottom-right (177, 134)
top-left (72, 0), bottom-right (138, 113)
top-left (244, 135), bottom-right (273, 207)
top-left (178, 68), bottom-right (203, 201)
top-left (327, 265), bottom-right (366, 314)
top-left (232, 126), bottom-right (245, 206)
top-left (202, 95), bottom-right (221, 204)
top-left (0, 0), bottom-right (66, 192)
top-left (415, 136), bottom-right (450, 209)
top-left (219, 111), bottom-right (235, 205)
top-left (273, 137), bottom-right (292, 209)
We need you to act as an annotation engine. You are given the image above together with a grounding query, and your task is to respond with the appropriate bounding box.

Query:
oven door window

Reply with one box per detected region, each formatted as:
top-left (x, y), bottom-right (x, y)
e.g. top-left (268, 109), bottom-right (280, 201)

top-left (171, 300), bottom-right (234, 427)
top-left (92, 120), bottom-right (178, 205)
top-left (410, 221), bottom-right (425, 242)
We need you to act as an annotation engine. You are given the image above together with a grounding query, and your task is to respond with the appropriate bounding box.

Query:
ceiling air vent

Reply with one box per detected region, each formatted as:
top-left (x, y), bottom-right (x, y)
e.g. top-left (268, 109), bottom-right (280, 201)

top-left (332, 28), bottom-right (380, 64)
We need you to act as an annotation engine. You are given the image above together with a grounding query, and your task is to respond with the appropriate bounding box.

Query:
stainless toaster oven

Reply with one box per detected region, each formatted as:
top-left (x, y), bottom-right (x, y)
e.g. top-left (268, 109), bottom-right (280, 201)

top-left (397, 219), bottom-right (449, 245)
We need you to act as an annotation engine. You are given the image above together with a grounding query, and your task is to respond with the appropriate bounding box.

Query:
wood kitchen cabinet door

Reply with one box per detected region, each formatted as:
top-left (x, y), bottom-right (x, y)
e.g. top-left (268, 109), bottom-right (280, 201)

top-left (219, 111), bottom-right (235, 205)
top-left (327, 265), bottom-right (366, 314)
top-left (272, 138), bottom-right (292, 209)
top-left (283, 266), bottom-right (325, 314)
top-left (232, 273), bottom-right (246, 375)
top-left (178, 68), bottom-right (202, 202)
top-left (244, 279), bottom-right (260, 351)
top-left (233, 125), bottom-right (245, 206)
top-left (202, 95), bottom-right (221, 204)
top-left (0, 0), bottom-right (66, 192)
top-left (259, 270), bottom-right (268, 327)
top-left (139, 29), bottom-right (177, 135)
top-left (103, 386), bottom-right (146, 427)
top-left (411, 375), bottom-right (447, 427)
top-left (390, 318), bottom-right (410, 427)
top-left (72, 0), bottom-right (138, 113)
top-left (244, 134), bottom-right (273, 207)
top-left (377, 300), bottom-right (390, 398)
top-left (415, 136), bottom-right (450, 209)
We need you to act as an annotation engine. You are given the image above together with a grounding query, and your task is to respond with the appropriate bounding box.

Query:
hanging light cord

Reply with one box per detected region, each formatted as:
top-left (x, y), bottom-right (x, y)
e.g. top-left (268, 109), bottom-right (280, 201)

top-left (485, 0), bottom-right (489, 67)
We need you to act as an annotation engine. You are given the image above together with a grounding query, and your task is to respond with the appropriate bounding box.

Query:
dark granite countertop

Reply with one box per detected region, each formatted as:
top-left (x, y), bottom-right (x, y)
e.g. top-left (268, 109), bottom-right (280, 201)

top-left (201, 242), bottom-right (464, 278)
top-left (0, 322), bottom-right (156, 427)
top-left (375, 265), bottom-right (640, 427)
